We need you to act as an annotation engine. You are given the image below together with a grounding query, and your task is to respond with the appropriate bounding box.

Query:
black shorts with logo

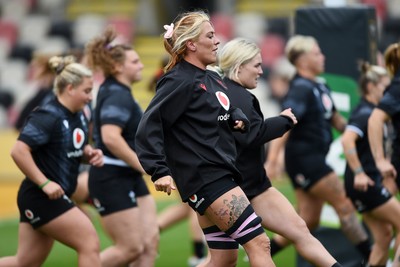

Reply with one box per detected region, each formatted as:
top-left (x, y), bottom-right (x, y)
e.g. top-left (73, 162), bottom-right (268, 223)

top-left (345, 171), bottom-right (392, 213)
top-left (88, 164), bottom-right (150, 216)
top-left (18, 179), bottom-right (75, 229)
top-left (285, 152), bottom-right (333, 191)
top-left (186, 176), bottom-right (238, 215)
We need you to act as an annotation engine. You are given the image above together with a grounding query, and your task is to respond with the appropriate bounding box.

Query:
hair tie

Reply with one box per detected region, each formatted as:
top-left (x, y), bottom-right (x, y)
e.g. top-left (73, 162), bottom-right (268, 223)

top-left (105, 43), bottom-right (114, 50)
top-left (163, 23), bottom-right (174, 39)
top-left (55, 62), bottom-right (65, 75)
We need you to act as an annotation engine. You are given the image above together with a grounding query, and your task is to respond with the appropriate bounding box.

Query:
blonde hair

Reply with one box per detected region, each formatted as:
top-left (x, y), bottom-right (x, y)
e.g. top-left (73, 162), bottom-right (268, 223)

top-left (384, 42), bottom-right (400, 77)
top-left (218, 38), bottom-right (260, 80)
top-left (163, 11), bottom-right (211, 71)
top-left (85, 26), bottom-right (133, 77)
top-left (49, 56), bottom-right (92, 95)
top-left (285, 35), bottom-right (317, 65)
top-left (31, 52), bottom-right (57, 81)
top-left (359, 61), bottom-right (388, 95)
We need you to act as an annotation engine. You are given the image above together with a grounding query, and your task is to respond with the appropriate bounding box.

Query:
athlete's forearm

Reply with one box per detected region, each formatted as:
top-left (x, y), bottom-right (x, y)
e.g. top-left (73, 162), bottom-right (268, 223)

top-left (368, 109), bottom-right (387, 162)
top-left (10, 141), bottom-right (48, 186)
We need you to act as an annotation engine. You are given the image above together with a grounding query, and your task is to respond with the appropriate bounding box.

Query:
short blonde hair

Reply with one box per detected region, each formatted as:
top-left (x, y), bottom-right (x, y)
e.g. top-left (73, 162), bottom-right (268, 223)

top-left (359, 61), bottom-right (388, 95)
top-left (218, 38), bottom-right (260, 80)
top-left (285, 35), bottom-right (317, 65)
top-left (48, 56), bottom-right (92, 95)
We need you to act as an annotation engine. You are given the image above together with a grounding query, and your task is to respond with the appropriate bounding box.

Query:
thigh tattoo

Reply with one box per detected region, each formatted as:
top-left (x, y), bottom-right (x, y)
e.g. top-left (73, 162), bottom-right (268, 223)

top-left (214, 194), bottom-right (249, 228)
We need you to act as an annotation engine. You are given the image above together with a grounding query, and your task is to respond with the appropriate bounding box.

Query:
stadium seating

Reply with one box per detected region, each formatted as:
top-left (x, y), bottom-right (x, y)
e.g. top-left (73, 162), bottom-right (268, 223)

top-left (259, 33), bottom-right (285, 68)
top-left (72, 13), bottom-right (107, 47)
top-left (0, 19), bottom-right (19, 47)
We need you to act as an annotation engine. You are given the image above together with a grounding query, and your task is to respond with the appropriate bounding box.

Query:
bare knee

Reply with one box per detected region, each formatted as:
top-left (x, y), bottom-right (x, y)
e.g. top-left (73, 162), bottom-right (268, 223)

top-left (76, 233), bottom-right (100, 256)
top-left (124, 244), bottom-right (145, 262)
top-left (293, 217), bottom-right (309, 233)
top-left (246, 234), bottom-right (271, 255)
top-left (374, 227), bottom-right (393, 251)
top-left (288, 217), bottom-right (313, 243)
top-left (333, 198), bottom-right (355, 218)
top-left (143, 228), bottom-right (160, 256)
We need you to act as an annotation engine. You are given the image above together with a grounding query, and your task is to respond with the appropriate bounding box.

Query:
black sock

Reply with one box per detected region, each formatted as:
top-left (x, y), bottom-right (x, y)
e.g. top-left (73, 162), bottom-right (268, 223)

top-left (270, 238), bottom-right (283, 256)
top-left (356, 239), bottom-right (371, 262)
top-left (193, 241), bottom-right (205, 258)
top-left (331, 263), bottom-right (343, 267)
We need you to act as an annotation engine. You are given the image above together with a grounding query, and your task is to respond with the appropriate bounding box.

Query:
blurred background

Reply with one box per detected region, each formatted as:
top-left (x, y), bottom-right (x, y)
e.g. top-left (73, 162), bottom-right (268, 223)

top-left (0, 0), bottom-right (399, 266)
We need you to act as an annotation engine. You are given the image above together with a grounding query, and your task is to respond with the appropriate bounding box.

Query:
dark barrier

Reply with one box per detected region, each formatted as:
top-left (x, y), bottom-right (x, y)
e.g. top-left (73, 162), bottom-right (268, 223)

top-left (295, 5), bottom-right (378, 81)
top-left (294, 6), bottom-right (378, 267)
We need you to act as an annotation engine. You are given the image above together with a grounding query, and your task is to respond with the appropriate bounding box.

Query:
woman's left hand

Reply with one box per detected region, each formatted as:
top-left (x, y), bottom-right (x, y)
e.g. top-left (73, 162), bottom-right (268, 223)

top-left (280, 108), bottom-right (297, 125)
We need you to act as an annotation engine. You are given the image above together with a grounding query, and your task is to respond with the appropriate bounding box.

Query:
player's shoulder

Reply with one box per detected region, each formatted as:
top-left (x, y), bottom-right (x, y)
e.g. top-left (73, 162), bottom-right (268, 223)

top-left (291, 75), bottom-right (315, 92)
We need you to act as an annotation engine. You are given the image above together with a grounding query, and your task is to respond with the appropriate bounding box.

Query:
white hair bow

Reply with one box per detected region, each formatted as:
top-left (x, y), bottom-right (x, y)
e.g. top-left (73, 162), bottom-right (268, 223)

top-left (163, 23), bottom-right (174, 39)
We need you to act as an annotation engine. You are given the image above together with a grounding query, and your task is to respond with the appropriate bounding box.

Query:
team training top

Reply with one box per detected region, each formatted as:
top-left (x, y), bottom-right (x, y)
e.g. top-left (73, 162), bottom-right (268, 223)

top-left (18, 98), bottom-right (89, 196)
top-left (376, 71), bottom-right (400, 167)
top-left (344, 98), bottom-right (382, 179)
top-left (136, 60), bottom-right (243, 201)
top-left (283, 74), bottom-right (337, 155)
top-left (92, 76), bottom-right (143, 163)
top-left (223, 78), bottom-right (294, 196)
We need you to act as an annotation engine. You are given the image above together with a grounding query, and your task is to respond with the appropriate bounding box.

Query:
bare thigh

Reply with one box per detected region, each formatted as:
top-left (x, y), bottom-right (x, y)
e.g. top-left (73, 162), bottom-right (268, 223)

top-left (252, 187), bottom-right (308, 240)
top-left (203, 186), bottom-right (250, 231)
top-left (15, 222), bottom-right (54, 267)
top-left (71, 171), bottom-right (89, 204)
top-left (40, 207), bottom-right (99, 251)
top-left (363, 213), bottom-right (392, 245)
top-left (158, 202), bottom-right (191, 230)
top-left (368, 197), bottom-right (400, 233)
top-left (308, 172), bottom-right (354, 217)
top-left (363, 213), bottom-right (392, 264)
top-left (189, 207), bottom-right (204, 241)
top-left (137, 195), bottom-right (159, 242)
top-left (295, 189), bottom-right (324, 230)
top-left (101, 207), bottom-right (143, 247)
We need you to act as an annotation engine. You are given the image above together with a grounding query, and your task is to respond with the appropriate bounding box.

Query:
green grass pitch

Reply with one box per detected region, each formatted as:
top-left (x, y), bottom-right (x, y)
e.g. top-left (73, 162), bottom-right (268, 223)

top-left (0, 180), bottom-right (296, 266)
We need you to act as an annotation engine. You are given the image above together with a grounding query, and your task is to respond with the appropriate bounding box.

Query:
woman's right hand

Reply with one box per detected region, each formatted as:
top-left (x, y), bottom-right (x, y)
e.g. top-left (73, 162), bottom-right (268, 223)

top-left (42, 181), bottom-right (65, 200)
top-left (154, 175), bottom-right (176, 195)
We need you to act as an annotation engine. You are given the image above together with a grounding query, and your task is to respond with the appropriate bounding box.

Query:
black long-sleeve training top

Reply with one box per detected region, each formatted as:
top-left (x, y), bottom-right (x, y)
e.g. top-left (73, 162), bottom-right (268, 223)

top-left (223, 78), bottom-right (294, 196)
top-left (136, 60), bottom-right (245, 201)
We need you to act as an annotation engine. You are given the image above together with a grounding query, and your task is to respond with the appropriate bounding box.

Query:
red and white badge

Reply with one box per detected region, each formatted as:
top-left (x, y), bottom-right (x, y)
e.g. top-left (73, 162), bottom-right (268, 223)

top-left (25, 209), bottom-right (34, 219)
top-left (73, 128), bottom-right (85, 149)
top-left (215, 91), bottom-right (230, 111)
top-left (189, 194), bottom-right (198, 203)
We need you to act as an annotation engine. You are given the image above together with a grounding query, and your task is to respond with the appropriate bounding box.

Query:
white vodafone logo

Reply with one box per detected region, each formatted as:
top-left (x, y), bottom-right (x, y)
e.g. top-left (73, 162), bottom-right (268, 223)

top-left (215, 91), bottom-right (230, 111)
top-left (73, 128), bottom-right (85, 149)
